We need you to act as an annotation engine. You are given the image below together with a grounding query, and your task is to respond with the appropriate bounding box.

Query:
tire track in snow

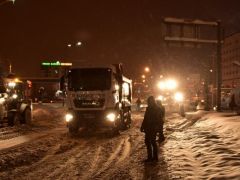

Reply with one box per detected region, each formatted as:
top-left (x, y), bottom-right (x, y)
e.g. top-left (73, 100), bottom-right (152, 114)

top-left (100, 133), bottom-right (145, 179)
top-left (116, 137), bottom-right (131, 164)
top-left (80, 146), bottom-right (103, 180)
top-left (7, 138), bottom-right (89, 179)
top-left (92, 138), bottom-right (125, 178)
top-left (49, 144), bottom-right (91, 179)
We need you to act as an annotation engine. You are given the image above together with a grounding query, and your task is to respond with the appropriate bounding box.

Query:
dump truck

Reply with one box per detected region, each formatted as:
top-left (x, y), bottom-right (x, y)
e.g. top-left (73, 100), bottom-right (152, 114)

top-left (61, 64), bottom-right (132, 134)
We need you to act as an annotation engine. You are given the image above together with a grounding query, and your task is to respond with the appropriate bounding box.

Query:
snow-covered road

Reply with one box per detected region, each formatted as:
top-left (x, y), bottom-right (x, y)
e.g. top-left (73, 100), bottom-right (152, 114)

top-left (0, 104), bottom-right (239, 180)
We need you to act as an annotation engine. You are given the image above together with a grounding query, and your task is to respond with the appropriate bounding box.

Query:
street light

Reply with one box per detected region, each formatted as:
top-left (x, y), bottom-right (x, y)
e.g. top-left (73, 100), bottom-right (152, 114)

top-left (67, 41), bottom-right (83, 48)
top-left (76, 41), bottom-right (82, 46)
top-left (157, 79), bottom-right (178, 90)
top-left (144, 67), bottom-right (150, 73)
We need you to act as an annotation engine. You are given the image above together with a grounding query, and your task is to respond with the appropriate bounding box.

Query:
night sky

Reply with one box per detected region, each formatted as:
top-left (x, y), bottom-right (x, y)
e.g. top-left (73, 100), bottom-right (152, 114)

top-left (0, 0), bottom-right (240, 78)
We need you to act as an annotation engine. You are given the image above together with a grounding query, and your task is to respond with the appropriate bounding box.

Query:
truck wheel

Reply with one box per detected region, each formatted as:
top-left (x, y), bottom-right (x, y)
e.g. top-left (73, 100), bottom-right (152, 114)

top-left (7, 112), bottom-right (14, 126)
top-left (121, 111), bottom-right (131, 130)
top-left (126, 111), bottom-right (131, 128)
top-left (24, 108), bottom-right (32, 125)
top-left (13, 114), bottom-right (21, 127)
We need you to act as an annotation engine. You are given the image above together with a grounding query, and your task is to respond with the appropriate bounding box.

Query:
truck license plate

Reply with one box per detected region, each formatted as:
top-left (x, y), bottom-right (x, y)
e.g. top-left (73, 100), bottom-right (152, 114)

top-left (83, 114), bottom-right (95, 119)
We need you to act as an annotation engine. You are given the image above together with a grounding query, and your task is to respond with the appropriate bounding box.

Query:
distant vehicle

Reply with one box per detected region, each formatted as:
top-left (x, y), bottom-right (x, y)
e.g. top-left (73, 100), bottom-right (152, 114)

top-left (61, 64), bottom-right (132, 134)
top-left (0, 77), bottom-right (32, 126)
top-left (196, 101), bottom-right (205, 110)
top-left (140, 102), bottom-right (147, 111)
top-left (230, 88), bottom-right (240, 114)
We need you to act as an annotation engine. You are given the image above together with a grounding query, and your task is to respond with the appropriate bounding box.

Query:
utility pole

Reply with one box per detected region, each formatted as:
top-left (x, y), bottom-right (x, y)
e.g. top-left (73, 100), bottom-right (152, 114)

top-left (216, 21), bottom-right (222, 111)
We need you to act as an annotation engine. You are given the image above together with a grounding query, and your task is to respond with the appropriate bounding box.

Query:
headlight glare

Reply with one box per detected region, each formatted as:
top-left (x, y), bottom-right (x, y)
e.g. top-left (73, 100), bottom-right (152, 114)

top-left (8, 82), bottom-right (16, 88)
top-left (174, 92), bottom-right (184, 102)
top-left (12, 94), bottom-right (18, 99)
top-left (106, 113), bottom-right (116, 122)
top-left (65, 113), bottom-right (73, 122)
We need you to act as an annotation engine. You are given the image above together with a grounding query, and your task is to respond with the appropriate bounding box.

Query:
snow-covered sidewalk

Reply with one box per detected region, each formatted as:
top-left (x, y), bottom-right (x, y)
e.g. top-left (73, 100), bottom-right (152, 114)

top-left (163, 111), bottom-right (240, 180)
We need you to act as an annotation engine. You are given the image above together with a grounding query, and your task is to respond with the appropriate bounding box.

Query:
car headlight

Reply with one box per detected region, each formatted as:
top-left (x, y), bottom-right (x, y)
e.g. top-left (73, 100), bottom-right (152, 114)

top-left (8, 82), bottom-right (16, 88)
top-left (12, 94), bottom-right (18, 99)
top-left (174, 92), bottom-right (184, 102)
top-left (106, 113), bottom-right (116, 122)
top-left (65, 113), bottom-right (73, 122)
top-left (0, 98), bottom-right (5, 104)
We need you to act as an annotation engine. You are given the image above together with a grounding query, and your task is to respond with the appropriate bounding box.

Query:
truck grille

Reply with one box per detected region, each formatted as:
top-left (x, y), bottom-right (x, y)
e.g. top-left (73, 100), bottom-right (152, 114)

top-left (73, 99), bottom-right (105, 108)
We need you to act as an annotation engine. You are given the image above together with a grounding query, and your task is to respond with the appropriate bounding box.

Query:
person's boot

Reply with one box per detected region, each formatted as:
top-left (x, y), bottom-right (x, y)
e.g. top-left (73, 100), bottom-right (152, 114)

top-left (152, 143), bottom-right (158, 162)
top-left (152, 156), bottom-right (158, 162)
top-left (144, 146), bottom-right (153, 162)
top-left (144, 158), bottom-right (152, 163)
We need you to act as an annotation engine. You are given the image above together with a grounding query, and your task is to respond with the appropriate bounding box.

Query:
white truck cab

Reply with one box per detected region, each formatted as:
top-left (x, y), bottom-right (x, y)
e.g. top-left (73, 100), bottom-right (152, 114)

top-left (62, 64), bottom-right (132, 134)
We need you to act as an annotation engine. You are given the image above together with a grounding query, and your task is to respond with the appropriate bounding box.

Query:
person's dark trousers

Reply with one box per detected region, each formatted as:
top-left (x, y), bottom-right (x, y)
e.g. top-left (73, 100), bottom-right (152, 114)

top-left (158, 123), bottom-right (165, 142)
top-left (145, 131), bottom-right (158, 160)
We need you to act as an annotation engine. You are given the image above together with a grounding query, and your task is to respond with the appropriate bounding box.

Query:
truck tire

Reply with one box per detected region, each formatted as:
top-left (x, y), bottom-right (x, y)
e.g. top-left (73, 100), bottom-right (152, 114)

top-left (121, 111), bottom-right (131, 130)
top-left (126, 111), bottom-right (132, 128)
top-left (23, 108), bottom-right (32, 125)
top-left (7, 112), bottom-right (15, 126)
top-left (13, 114), bottom-right (21, 127)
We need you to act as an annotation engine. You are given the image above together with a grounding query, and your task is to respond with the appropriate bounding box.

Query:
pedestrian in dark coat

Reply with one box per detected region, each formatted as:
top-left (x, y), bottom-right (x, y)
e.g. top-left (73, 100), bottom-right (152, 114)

top-left (229, 94), bottom-right (236, 111)
top-left (136, 97), bottom-right (142, 111)
top-left (156, 100), bottom-right (165, 143)
top-left (141, 96), bottom-right (162, 162)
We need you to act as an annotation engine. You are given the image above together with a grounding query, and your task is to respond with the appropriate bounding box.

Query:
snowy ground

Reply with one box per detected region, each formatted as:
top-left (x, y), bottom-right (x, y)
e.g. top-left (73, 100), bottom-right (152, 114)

top-left (0, 104), bottom-right (239, 180)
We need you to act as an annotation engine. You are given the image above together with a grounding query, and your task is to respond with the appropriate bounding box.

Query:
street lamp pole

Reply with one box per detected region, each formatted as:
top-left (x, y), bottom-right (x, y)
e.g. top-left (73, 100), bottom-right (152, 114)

top-left (216, 21), bottom-right (222, 111)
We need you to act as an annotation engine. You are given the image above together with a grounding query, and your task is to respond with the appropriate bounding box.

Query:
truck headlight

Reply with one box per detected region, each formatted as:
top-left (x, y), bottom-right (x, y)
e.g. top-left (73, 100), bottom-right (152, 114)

top-left (174, 92), bottom-right (184, 102)
top-left (0, 98), bottom-right (5, 104)
top-left (65, 113), bottom-right (73, 122)
top-left (8, 82), bottom-right (16, 88)
top-left (106, 113), bottom-right (116, 122)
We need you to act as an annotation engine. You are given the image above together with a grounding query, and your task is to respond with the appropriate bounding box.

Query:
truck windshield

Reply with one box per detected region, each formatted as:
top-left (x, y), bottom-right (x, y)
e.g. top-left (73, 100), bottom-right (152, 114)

top-left (68, 68), bottom-right (112, 91)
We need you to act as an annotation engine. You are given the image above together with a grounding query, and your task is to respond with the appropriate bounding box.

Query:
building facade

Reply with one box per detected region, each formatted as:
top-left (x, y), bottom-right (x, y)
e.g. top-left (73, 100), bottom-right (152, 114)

top-left (222, 32), bottom-right (240, 87)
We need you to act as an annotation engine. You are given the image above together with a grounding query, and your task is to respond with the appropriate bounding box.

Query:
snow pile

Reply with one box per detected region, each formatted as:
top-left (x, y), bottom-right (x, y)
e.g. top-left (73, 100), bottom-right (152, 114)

top-left (33, 104), bottom-right (65, 128)
top-left (0, 136), bottom-right (62, 172)
top-left (164, 111), bottom-right (240, 180)
top-left (198, 112), bottom-right (240, 147)
top-left (33, 104), bottom-right (65, 121)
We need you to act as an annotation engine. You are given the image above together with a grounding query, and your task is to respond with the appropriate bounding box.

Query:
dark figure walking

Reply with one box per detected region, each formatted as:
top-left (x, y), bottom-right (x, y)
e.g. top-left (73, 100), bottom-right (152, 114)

top-left (136, 97), bottom-right (142, 111)
top-left (141, 96), bottom-right (162, 162)
top-left (156, 100), bottom-right (165, 143)
top-left (229, 94), bottom-right (236, 111)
